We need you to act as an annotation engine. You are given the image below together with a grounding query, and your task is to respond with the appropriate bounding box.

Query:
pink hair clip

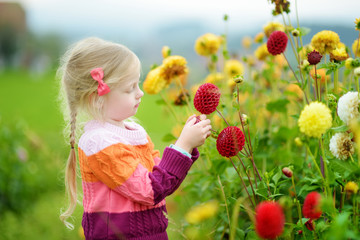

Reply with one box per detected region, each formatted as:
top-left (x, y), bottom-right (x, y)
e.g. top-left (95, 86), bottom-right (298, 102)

top-left (90, 67), bottom-right (110, 96)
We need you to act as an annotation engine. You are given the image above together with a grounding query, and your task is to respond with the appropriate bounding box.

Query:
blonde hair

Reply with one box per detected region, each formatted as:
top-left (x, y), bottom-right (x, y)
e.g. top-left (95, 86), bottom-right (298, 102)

top-left (57, 37), bottom-right (140, 229)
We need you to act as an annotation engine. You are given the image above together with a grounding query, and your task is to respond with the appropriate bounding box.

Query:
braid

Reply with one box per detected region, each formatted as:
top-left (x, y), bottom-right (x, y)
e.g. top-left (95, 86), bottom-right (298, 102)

top-left (60, 108), bottom-right (78, 230)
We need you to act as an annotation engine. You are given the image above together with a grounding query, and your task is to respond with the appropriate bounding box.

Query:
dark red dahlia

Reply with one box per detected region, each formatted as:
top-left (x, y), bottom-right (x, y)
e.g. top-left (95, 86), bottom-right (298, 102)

top-left (307, 50), bottom-right (322, 65)
top-left (216, 126), bottom-right (245, 157)
top-left (267, 31), bottom-right (288, 55)
top-left (302, 191), bottom-right (322, 220)
top-left (194, 83), bottom-right (221, 114)
top-left (255, 201), bottom-right (285, 240)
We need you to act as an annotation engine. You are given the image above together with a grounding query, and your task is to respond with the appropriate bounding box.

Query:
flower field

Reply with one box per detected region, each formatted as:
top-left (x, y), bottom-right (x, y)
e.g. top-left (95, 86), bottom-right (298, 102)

top-left (142, 2), bottom-right (360, 239)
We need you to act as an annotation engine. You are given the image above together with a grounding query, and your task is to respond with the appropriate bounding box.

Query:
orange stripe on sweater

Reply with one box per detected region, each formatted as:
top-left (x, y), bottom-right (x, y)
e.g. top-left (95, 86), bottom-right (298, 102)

top-left (78, 138), bottom-right (159, 189)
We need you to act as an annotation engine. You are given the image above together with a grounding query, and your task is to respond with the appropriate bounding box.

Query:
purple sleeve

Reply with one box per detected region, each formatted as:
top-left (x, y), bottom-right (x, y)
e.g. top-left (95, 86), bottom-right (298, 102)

top-left (149, 147), bottom-right (199, 205)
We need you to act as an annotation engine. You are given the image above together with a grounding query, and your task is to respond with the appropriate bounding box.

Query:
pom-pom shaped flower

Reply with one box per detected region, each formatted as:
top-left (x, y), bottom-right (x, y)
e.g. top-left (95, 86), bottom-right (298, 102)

top-left (311, 30), bottom-right (340, 55)
top-left (355, 18), bottom-right (360, 31)
top-left (254, 32), bottom-right (265, 43)
top-left (345, 181), bottom-right (359, 194)
top-left (216, 126), bottom-right (245, 157)
top-left (224, 59), bottom-right (244, 79)
top-left (255, 201), bottom-right (285, 240)
top-left (205, 72), bottom-right (225, 84)
top-left (267, 31), bottom-right (288, 55)
top-left (194, 33), bottom-right (222, 56)
top-left (307, 50), bottom-right (322, 65)
top-left (160, 55), bottom-right (188, 83)
top-left (310, 68), bottom-right (329, 84)
top-left (302, 192), bottom-right (322, 220)
top-left (298, 102), bottom-right (332, 138)
top-left (337, 91), bottom-right (360, 125)
top-left (329, 132), bottom-right (355, 160)
top-left (143, 67), bottom-right (167, 95)
top-left (194, 83), bottom-right (221, 114)
top-left (330, 42), bottom-right (348, 62)
top-left (345, 58), bottom-right (355, 69)
top-left (255, 43), bottom-right (270, 61)
top-left (263, 21), bottom-right (285, 38)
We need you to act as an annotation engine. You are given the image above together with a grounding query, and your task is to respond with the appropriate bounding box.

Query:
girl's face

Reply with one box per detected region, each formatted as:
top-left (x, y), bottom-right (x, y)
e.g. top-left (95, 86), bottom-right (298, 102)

top-left (104, 72), bottom-right (143, 126)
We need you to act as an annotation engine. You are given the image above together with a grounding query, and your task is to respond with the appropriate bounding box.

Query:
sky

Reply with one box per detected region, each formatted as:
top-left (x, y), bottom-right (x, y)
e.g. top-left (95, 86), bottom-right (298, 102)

top-left (5, 0), bottom-right (360, 39)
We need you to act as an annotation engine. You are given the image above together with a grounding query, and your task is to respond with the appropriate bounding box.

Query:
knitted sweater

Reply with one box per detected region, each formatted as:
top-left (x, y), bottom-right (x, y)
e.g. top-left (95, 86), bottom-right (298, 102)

top-left (78, 120), bottom-right (199, 240)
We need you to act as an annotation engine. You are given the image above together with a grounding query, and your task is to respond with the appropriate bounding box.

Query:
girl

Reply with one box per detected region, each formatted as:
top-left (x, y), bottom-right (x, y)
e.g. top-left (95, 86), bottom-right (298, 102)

top-left (58, 37), bottom-right (212, 240)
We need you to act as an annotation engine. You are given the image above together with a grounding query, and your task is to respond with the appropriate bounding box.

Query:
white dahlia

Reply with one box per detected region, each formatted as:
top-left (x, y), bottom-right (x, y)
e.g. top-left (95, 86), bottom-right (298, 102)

top-left (337, 92), bottom-right (360, 125)
top-left (329, 132), bottom-right (354, 160)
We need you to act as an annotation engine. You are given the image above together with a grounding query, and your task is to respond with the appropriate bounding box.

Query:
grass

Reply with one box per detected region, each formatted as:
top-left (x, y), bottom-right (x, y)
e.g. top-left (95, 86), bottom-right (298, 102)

top-left (0, 69), bottom-right (187, 239)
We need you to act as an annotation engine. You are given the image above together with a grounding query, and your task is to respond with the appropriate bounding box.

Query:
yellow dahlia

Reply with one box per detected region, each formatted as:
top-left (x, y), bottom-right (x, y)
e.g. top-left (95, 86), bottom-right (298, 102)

top-left (263, 22), bottom-right (285, 38)
top-left (185, 200), bottom-right (219, 224)
top-left (242, 36), bottom-right (252, 49)
top-left (345, 58), bottom-right (354, 69)
top-left (298, 101), bottom-right (332, 138)
top-left (352, 39), bottom-right (360, 57)
top-left (254, 32), bottom-right (265, 43)
top-left (330, 42), bottom-right (348, 62)
top-left (255, 43), bottom-right (270, 61)
top-left (160, 55), bottom-right (188, 83)
top-left (194, 33), bottom-right (222, 56)
top-left (311, 30), bottom-right (340, 55)
top-left (310, 67), bottom-right (330, 84)
top-left (143, 67), bottom-right (167, 95)
top-left (355, 18), bottom-right (360, 31)
top-left (224, 59), bottom-right (244, 78)
top-left (205, 72), bottom-right (225, 83)
top-left (345, 181), bottom-right (359, 194)
top-left (161, 46), bottom-right (171, 58)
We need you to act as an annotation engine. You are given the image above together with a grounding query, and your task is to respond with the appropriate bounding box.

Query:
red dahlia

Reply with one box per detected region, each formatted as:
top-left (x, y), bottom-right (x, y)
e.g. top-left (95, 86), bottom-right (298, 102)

top-left (255, 201), bottom-right (285, 240)
top-left (194, 83), bottom-right (221, 114)
top-left (216, 126), bottom-right (245, 157)
top-left (307, 50), bottom-right (322, 65)
top-left (267, 31), bottom-right (288, 55)
top-left (302, 191), bottom-right (322, 220)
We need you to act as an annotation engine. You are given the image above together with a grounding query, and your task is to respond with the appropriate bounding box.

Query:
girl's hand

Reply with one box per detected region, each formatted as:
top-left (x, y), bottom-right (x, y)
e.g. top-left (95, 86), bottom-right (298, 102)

top-left (175, 114), bottom-right (212, 154)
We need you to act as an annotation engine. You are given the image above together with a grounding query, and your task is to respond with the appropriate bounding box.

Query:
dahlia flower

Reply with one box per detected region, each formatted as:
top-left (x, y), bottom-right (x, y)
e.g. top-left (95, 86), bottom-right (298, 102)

top-left (330, 42), bottom-right (348, 62)
top-left (302, 192), bottom-right (322, 220)
top-left (307, 50), bottom-right (322, 65)
top-left (337, 91), bottom-right (360, 125)
top-left (355, 18), bottom-right (360, 31)
top-left (216, 126), bottom-right (245, 157)
top-left (263, 22), bottom-right (285, 38)
top-left (355, 67), bottom-right (360, 77)
top-left (255, 43), bottom-right (270, 61)
top-left (255, 201), bottom-right (285, 239)
top-left (242, 36), bottom-right (252, 49)
top-left (185, 200), bottom-right (219, 224)
top-left (142, 67), bottom-right (167, 94)
top-left (311, 30), bottom-right (340, 55)
top-left (345, 181), bottom-right (359, 194)
top-left (194, 33), bottom-right (222, 56)
top-left (254, 32), bottom-right (265, 43)
top-left (267, 31), bottom-right (288, 55)
top-left (224, 59), bottom-right (244, 78)
top-left (205, 72), bottom-right (225, 84)
top-left (160, 55), bottom-right (188, 83)
top-left (193, 83), bottom-right (221, 114)
top-left (298, 102), bottom-right (332, 138)
top-left (329, 132), bottom-right (355, 160)
top-left (345, 58), bottom-right (354, 69)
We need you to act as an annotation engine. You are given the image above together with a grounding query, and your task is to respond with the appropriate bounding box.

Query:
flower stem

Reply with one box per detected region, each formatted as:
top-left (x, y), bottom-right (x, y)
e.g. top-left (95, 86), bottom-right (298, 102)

top-left (229, 157), bottom-right (255, 208)
top-left (217, 175), bottom-right (231, 228)
top-left (292, 175), bottom-right (303, 220)
top-left (236, 154), bottom-right (257, 204)
top-left (320, 138), bottom-right (331, 197)
top-left (216, 108), bottom-right (230, 127)
top-left (334, 68), bottom-right (339, 94)
top-left (306, 145), bottom-right (325, 182)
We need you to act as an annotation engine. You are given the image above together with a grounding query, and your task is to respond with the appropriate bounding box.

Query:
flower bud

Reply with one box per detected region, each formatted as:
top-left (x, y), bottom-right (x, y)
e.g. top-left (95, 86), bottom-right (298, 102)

top-left (233, 75), bottom-right (244, 84)
top-left (345, 58), bottom-right (354, 69)
top-left (291, 29), bottom-right (300, 37)
top-left (240, 114), bottom-right (249, 126)
top-left (354, 67), bottom-right (360, 77)
top-left (294, 137), bottom-right (303, 147)
top-left (300, 60), bottom-right (310, 69)
top-left (282, 167), bottom-right (293, 178)
top-left (161, 46), bottom-right (171, 58)
top-left (307, 50), bottom-right (322, 65)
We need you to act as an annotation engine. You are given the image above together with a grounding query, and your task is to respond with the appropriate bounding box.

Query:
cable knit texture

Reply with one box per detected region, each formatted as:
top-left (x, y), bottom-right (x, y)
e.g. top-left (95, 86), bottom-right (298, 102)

top-left (78, 120), bottom-right (199, 240)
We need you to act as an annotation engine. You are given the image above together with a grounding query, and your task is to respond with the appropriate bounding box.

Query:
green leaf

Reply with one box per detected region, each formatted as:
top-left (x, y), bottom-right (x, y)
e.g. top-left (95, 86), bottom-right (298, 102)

top-left (266, 98), bottom-right (290, 113)
top-left (331, 125), bottom-right (349, 133)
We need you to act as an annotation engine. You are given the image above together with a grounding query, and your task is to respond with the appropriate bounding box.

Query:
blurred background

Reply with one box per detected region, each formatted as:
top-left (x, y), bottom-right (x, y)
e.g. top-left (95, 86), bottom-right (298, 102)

top-left (0, 0), bottom-right (359, 239)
